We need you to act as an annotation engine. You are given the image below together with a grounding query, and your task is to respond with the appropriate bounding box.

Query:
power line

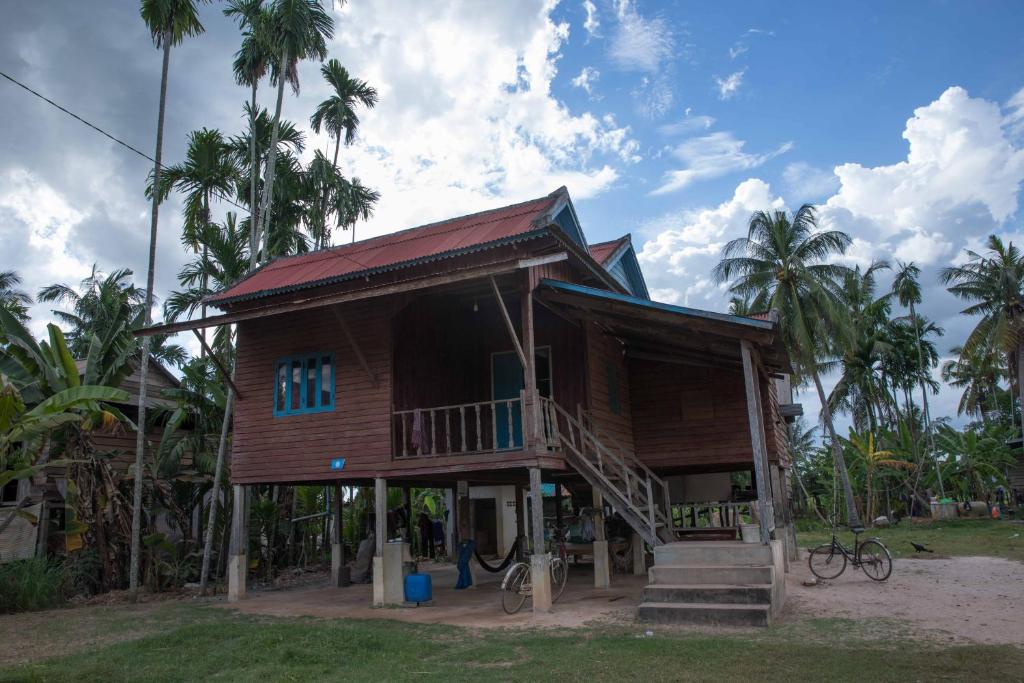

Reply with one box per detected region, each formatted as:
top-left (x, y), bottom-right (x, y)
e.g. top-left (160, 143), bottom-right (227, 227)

top-left (0, 69), bottom-right (250, 214)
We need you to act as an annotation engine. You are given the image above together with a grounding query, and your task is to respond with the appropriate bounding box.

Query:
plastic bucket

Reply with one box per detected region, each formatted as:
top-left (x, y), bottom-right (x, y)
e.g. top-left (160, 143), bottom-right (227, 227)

top-left (740, 523), bottom-right (760, 543)
top-left (404, 572), bottom-right (432, 604)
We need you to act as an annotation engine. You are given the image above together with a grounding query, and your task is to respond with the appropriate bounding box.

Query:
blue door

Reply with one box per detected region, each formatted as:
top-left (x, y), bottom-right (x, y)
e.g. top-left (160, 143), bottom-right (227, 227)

top-left (492, 351), bottom-right (524, 449)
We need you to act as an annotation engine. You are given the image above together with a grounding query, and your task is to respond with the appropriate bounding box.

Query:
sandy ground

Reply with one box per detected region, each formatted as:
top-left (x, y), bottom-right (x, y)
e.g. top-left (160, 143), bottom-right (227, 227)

top-left (224, 560), bottom-right (647, 629)
top-left (785, 554), bottom-right (1024, 645)
top-left (227, 555), bottom-right (1024, 644)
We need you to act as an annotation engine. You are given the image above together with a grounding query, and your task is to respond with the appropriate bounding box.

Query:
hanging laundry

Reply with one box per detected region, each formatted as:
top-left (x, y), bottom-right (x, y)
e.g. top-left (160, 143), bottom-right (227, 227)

top-left (411, 409), bottom-right (425, 453)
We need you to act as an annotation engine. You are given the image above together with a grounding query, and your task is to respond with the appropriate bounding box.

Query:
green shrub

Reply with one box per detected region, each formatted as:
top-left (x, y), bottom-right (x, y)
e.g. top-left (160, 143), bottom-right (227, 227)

top-left (0, 557), bottom-right (66, 614)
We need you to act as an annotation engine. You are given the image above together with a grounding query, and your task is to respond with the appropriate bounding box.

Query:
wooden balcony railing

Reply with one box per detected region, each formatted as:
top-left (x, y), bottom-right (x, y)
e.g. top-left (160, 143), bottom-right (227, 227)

top-left (392, 397), bottom-right (524, 458)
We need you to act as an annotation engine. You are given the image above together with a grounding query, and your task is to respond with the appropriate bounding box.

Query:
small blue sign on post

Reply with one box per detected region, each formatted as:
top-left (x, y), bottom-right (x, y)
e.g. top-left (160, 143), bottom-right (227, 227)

top-left (330, 458), bottom-right (346, 470)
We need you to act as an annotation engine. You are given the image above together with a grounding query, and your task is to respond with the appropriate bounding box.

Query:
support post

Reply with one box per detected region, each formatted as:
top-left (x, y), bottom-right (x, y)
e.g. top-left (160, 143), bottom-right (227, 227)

top-left (444, 487), bottom-right (456, 559)
top-left (402, 484), bottom-right (413, 543)
top-left (332, 482), bottom-right (350, 587)
top-left (514, 482), bottom-right (526, 561)
top-left (740, 340), bottom-right (773, 545)
top-left (372, 477), bottom-right (386, 607)
top-left (529, 467), bottom-right (552, 613)
top-left (631, 530), bottom-right (646, 576)
top-left (521, 271), bottom-right (539, 451)
top-left (456, 480), bottom-right (473, 587)
top-left (228, 484), bottom-right (248, 602)
top-left (592, 488), bottom-right (610, 589)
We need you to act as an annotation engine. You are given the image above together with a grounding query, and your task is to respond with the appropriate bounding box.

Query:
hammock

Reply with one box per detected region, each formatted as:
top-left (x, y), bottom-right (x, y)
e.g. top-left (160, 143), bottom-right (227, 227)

top-left (473, 536), bottom-right (521, 573)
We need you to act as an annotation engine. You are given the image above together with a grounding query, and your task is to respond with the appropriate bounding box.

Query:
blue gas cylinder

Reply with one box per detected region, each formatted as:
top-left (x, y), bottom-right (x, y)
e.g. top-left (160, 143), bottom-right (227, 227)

top-left (404, 572), bottom-right (432, 604)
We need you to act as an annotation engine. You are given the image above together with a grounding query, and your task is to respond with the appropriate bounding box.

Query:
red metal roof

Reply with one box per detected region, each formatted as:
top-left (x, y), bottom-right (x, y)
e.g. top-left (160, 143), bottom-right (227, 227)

top-left (749, 312), bottom-right (772, 321)
top-left (588, 235), bottom-right (629, 265)
top-left (209, 190), bottom-right (564, 306)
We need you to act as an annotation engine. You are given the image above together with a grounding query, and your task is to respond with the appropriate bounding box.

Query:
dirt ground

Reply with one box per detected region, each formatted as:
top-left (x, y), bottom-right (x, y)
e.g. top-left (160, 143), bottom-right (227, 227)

top-left (226, 554), bottom-right (1024, 644)
top-left (785, 554), bottom-right (1024, 645)
top-left (224, 560), bottom-right (648, 629)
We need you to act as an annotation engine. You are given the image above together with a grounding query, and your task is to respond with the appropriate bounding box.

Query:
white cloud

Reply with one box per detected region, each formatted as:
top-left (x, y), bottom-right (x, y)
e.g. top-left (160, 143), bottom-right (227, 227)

top-left (715, 69), bottom-right (746, 99)
top-left (658, 113), bottom-right (715, 136)
top-left (323, 1), bottom-right (638, 239)
top-left (608, 0), bottom-right (674, 72)
top-left (825, 86), bottom-right (1024, 235)
top-left (638, 178), bottom-right (785, 288)
top-left (782, 162), bottom-right (840, 200)
top-left (652, 132), bottom-right (792, 195)
top-left (571, 66), bottom-right (600, 95)
top-left (892, 227), bottom-right (954, 265)
top-left (582, 0), bottom-right (599, 38)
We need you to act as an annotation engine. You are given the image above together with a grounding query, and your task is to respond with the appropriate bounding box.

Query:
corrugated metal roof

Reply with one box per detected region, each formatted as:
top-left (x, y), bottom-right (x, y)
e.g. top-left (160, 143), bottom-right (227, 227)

top-left (588, 236), bottom-right (629, 265)
top-left (209, 190), bottom-right (564, 307)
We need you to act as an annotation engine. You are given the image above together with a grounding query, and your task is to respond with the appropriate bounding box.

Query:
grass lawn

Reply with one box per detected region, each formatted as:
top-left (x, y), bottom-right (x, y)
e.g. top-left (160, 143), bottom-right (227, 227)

top-left (1, 602), bottom-right (1022, 682)
top-left (796, 518), bottom-right (1024, 562)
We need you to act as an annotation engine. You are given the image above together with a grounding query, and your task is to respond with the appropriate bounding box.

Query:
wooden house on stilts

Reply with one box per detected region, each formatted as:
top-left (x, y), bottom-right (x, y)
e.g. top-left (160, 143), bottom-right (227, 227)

top-left (139, 187), bottom-right (801, 625)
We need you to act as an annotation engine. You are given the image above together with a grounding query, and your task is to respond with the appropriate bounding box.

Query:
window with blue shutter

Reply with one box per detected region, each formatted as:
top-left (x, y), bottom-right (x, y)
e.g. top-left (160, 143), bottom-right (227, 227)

top-left (273, 353), bottom-right (335, 416)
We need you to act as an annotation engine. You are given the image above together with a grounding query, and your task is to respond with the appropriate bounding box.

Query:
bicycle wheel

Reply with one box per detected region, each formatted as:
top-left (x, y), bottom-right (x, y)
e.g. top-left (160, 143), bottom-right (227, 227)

top-left (857, 540), bottom-right (892, 581)
top-left (501, 562), bottom-right (531, 614)
top-left (550, 557), bottom-right (568, 603)
top-left (808, 543), bottom-right (847, 580)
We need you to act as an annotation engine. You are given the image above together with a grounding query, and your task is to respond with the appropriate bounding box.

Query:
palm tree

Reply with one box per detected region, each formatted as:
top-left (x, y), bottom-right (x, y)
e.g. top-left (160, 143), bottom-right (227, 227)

top-left (0, 271), bottom-right (33, 322)
top-left (845, 431), bottom-right (914, 522)
top-left (727, 292), bottom-right (768, 317)
top-left (941, 344), bottom-right (1006, 422)
top-left (134, 0), bottom-right (208, 596)
top-left (310, 58), bottom-right (377, 243)
top-left (225, 0), bottom-right (273, 270)
top-left (149, 127), bottom-right (237, 352)
top-left (254, 0), bottom-right (335, 263)
top-left (712, 205), bottom-right (863, 527)
top-left (940, 236), bottom-right (1024, 441)
top-left (892, 261), bottom-right (944, 496)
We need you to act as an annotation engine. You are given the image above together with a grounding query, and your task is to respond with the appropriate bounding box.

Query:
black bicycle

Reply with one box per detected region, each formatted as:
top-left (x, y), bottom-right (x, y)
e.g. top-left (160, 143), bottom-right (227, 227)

top-left (808, 522), bottom-right (892, 581)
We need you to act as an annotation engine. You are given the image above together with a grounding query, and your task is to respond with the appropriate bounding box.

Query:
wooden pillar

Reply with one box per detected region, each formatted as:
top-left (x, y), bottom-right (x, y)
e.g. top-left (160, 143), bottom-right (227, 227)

top-left (592, 488), bottom-right (610, 588)
top-left (228, 484), bottom-right (248, 602)
top-left (554, 482), bottom-right (564, 529)
top-left (521, 271), bottom-right (538, 451)
top-left (529, 467), bottom-right (552, 612)
top-left (332, 482), bottom-right (350, 587)
top-left (373, 477), bottom-right (387, 607)
top-left (514, 481), bottom-right (526, 561)
top-left (445, 487), bottom-right (456, 558)
top-left (456, 480), bottom-right (471, 543)
top-left (631, 531), bottom-right (646, 576)
top-left (740, 341), bottom-right (772, 545)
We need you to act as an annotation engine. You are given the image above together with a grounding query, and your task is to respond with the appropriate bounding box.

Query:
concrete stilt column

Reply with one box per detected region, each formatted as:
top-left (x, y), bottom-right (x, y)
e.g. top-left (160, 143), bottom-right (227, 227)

top-left (529, 467), bottom-right (552, 613)
top-left (456, 480), bottom-right (473, 585)
top-left (227, 484), bottom-right (248, 602)
top-left (372, 477), bottom-right (386, 607)
top-left (631, 530), bottom-right (646, 576)
top-left (514, 482), bottom-right (526, 561)
top-left (592, 489), bottom-right (610, 589)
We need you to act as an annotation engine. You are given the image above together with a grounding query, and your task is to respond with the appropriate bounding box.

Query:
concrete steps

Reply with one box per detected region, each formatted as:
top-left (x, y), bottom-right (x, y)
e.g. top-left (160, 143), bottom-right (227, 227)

top-left (637, 601), bottom-right (771, 627)
top-left (642, 583), bottom-right (772, 605)
top-left (638, 540), bottom-right (785, 627)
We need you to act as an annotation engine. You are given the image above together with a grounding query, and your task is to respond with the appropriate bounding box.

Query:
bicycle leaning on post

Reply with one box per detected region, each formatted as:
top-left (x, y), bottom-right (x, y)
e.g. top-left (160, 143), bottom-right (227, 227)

top-left (500, 527), bottom-right (569, 614)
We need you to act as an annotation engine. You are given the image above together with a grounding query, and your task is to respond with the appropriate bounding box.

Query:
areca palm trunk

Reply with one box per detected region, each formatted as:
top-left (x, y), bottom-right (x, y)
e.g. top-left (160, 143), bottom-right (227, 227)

top-left (1017, 342), bottom-right (1024, 441)
top-left (256, 51), bottom-right (287, 263)
top-left (199, 376), bottom-right (234, 592)
top-left (130, 30), bottom-right (171, 596)
top-left (249, 80), bottom-right (259, 270)
top-left (910, 301), bottom-right (943, 497)
top-left (812, 371), bottom-right (862, 527)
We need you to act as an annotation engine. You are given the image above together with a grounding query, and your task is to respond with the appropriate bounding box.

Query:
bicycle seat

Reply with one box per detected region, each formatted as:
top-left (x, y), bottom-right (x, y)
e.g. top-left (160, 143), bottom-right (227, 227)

top-left (850, 526), bottom-right (865, 534)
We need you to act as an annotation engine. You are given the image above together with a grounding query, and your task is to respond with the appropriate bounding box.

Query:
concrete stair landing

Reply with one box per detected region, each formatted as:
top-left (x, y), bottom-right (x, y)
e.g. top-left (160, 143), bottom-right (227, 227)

top-left (637, 540), bottom-right (785, 627)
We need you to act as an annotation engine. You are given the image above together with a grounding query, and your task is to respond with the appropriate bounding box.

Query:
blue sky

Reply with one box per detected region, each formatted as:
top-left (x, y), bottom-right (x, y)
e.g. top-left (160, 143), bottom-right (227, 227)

top-left (2, 0), bottom-right (1024, 431)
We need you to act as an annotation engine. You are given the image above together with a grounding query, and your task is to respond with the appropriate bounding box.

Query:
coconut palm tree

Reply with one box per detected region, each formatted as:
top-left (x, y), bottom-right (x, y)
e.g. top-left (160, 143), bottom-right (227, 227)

top-left (0, 271), bottom-right (33, 322)
top-left (941, 344), bottom-right (1006, 422)
top-left (134, 0), bottom-right (208, 596)
top-left (254, 0), bottom-right (335, 263)
top-left (940, 236), bottom-right (1024, 441)
top-left (310, 59), bottom-right (377, 243)
top-left (712, 205), bottom-right (863, 527)
top-left (225, 0), bottom-right (273, 270)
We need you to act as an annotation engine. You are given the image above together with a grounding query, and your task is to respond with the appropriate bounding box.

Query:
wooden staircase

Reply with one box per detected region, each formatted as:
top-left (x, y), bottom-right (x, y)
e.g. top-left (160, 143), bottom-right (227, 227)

top-left (540, 398), bottom-right (674, 546)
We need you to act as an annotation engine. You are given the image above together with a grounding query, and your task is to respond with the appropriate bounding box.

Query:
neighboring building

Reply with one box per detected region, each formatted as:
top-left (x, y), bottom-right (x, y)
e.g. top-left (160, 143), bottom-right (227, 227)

top-left (143, 186), bottom-right (799, 624)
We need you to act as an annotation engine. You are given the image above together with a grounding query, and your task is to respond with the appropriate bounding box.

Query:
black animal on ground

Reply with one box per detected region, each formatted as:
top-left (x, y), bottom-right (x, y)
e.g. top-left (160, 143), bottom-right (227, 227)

top-left (910, 542), bottom-right (934, 553)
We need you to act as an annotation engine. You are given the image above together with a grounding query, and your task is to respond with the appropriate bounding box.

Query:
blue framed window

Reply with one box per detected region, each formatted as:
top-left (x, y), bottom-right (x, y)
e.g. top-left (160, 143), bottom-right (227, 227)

top-left (274, 353), bottom-right (334, 416)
